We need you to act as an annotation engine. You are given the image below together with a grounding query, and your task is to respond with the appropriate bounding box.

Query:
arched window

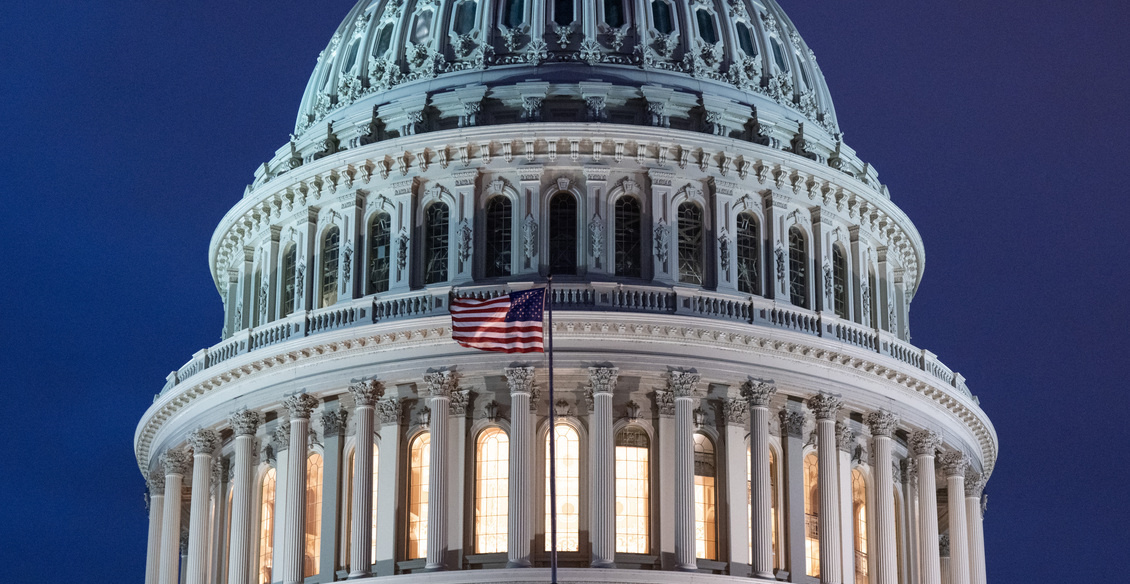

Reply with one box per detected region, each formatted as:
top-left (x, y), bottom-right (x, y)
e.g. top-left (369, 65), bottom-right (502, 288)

top-left (548, 193), bottom-right (578, 276)
top-left (833, 245), bottom-right (848, 318)
top-left (554, 0), bottom-right (574, 26)
top-left (252, 267), bottom-right (263, 327)
top-left (603, 0), bottom-right (625, 28)
top-left (453, 0), bottom-right (478, 35)
top-left (678, 202), bottom-right (704, 285)
top-left (321, 227), bottom-right (340, 308)
top-left (695, 9), bottom-right (718, 44)
top-left (788, 227), bottom-right (808, 308)
top-left (736, 22), bottom-right (757, 56)
top-left (407, 433), bottom-right (431, 559)
top-left (852, 469), bottom-right (869, 582)
top-left (693, 433), bottom-right (717, 559)
top-left (304, 453), bottom-right (324, 578)
top-left (615, 426), bottom-right (650, 553)
top-left (545, 423), bottom-right (580, 552)
top-left (804, 453), bottom-right (820, 577)
top-left (258, 468), bottom-right (276, 584)
top-left (281, 245), bottom-right (297, 317)
top-left (651, 0), bottom-right (674, 35)
top-left (475, 427), bottom-right (509, 553)
top-left (869, 270), bottom-right (879, 329)
top-left (368, 213), bottom-right (391, 294)
top-left (737, 212), bottom-right (760, 294)
top-left (502, 0), bottom-right (524, 28)
top-left (614, 196), bottom-right (642, 278)
top-left (484, 197), bottom-right (512, 278)
top-left (344, 446), bottom-right (379, 567)
top-left (424, 203), bottom-right (449, 284)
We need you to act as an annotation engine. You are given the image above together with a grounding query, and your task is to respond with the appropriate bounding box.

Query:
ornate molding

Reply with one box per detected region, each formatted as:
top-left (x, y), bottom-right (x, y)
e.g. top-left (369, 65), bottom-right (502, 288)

top-left (865, 410), bottom-right (899, 437)
top-left (377, 398), bottom-right (402, 425)
top-left (807, 392), bottom-right (843, 420)
top-left (653, 389), bottom-right (675, 417)
top-left (229, 409), bottom-right (262, 436)
top-left (273, 423), bottom-right (291, 450)
top-left (188, 429), bottom-right (220, 454)
top-left (909, 429), bottom-right (941, 457)
top-left (835, 421), bottom-right (854, 452)
top-left (283, 393), bottom-right (319, 419)
top-left (965, 470), bottom-right (984, 497)
top-left (147, 469), bottom-right (165, 495)
top-left (348, 379), bottom-right (385, 407)
top-left (587, 366), bottom-right (619, 396)
top-left (449, 389), bottom-right (471, 416)
top-left (722, 398), bottom-right (748, 425)
top-left (741, 379), bottom-right (776, 407)
top-left (321, 410), bottom-right (348, 436)
top-left (778, 409), bottom-right (806, 437)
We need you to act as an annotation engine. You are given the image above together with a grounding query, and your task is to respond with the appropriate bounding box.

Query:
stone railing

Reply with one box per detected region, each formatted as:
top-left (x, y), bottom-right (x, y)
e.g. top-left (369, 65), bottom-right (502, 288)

top-left (158, 283), bottom-right (974, 402)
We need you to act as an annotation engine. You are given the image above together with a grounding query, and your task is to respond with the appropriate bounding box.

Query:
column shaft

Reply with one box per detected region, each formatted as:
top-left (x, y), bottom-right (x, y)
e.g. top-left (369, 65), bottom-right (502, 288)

top-left (426, 394), bottom-right (450, 570)
top-left (817, 417), bottom-right (842, 584)
top-left (866, 411), bottom-right (899, 584)
top-left (186, 430), bottom-right (219, 584)
top-left (508, 391), bottom-right (532, 567)
top-left (749, 401), bottom-right (774, 578)
top-left (590, 389), bottom-right (614, 567)
top-left (911, 432), bottom-right (942, 584)
top-left (282, 417), bottom-right (310, 584)
top-left (838, 445), bottom-right (853, 584)
top-left (350, 404), bottom-right (376, 577)
top-left (673, 393), bottom-right (697, 570)
top-left (942, 464), bottom-right (970, 584)
top-left (967, 495), bottom-right (986, 584)
top-left (228, 434), bottom-right (255, 584)
top-left (145, 491), bottom-right (165, 584)
top-left (159, 452), bottom-right (189, 584)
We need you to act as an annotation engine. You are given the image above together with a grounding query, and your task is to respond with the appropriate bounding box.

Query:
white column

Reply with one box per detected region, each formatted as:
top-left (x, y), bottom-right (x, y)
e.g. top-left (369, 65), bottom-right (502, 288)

top-left (905, 459), bottom-right (921, 584)
top-left (743, 380), bottom-right (777, 579)
top-left (808, 393), bottom-right (843, 584)
top-left (374, 397), bottom-right (404, 576)
top-left (867, 411), bottom-right (900, 584)
top-left (939, 535), bottom-right (951, 584)
top-left (588, 366), bottom-right (618, 568)
top-left (723, 398), bottom-right (749, 573)
top-left (670, 371), bottom-right (700, 571)
top-left (281, 393), bottom-right (319, 584)
top-left (505, 367), bottom-right (535, 568)
top-left (965, 473), bottom-right (987, 584)
top-left (186, 430), bottom-right (220, 584)
top-left (145, 471), bottom-right (166, 584)
top-left (159, 449), bottom-right (191, 584)
top-left (939, 452), bottom-right (971, 584)
top-left (836, 422), bottom-right (854, 584)
top-left (348, 381), bottom-right (383, 578)
top-left (424, 371), bottom-right (454, 570)
top-left (911, 430), bottom-right (942, 584)
top-left (227, 410), bottom-right (261, 584)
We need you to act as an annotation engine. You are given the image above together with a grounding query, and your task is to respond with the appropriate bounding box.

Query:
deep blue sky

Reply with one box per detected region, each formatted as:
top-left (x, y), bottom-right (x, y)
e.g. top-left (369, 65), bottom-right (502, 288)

top-left (1, 1), bottom-right (1126, 581)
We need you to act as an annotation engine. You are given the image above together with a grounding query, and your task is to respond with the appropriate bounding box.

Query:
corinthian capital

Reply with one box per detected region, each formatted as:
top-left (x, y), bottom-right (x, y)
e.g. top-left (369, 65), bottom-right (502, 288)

top-left (965, 470), bottom-right (985, 497)
top-left (668, 371), bottom-right (700, 398)
top-left (422, 370), bottom-right (457, 399)
top-left (348, 379), bottom-right (385, 407)
top-left (505, 366), bottom-right (536, 396)
top-left (377, 398), bottom-right (402, 425)
top-left (229, 410), bottom-right (262, 436)
top-left (909, 429), bottom-right (941, 457)
top-left (147, 469), bottom-right (165, 495)
top-left (283, 393), bottom-right (320, 419)
top-left (740, 379), bottom-right (777, 407)
top-left (806, 392), bottom-right (843, 420)
top-left (722, 398), bottom-right (748, 425)
top-left (778, 408), bottom-right (806, 437)
top-left (188, 429), bottom-right (220, 454)
top-left (588, 366), bottom-right (619, 395)
top-left (865, 410), bottom-right (899, 437)
top-left (273, 423), bottom-right (291, 451)
top-left (161, 448), bottom-right (192, 476)
top-left (938, 451), bottom-right (970, 477)
top-left (321, 410), bottom-right (348, 436)
top-left (835, 421), bottom-right (854, 452)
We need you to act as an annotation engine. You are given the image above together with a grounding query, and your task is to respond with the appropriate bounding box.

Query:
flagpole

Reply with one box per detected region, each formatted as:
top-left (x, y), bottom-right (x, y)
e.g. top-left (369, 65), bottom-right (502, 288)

top-left (546, 276), bottom-right (558, 584)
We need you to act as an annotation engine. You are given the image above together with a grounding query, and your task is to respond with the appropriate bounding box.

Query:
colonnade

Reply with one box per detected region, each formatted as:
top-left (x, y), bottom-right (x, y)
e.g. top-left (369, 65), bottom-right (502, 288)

top-left (141, 382), bottom-right (989, 584)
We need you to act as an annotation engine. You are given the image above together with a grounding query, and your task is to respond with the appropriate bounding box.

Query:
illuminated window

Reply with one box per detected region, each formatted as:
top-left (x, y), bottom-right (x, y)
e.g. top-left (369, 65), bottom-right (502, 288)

top-left (545, 423), bottom-right (580, 552)
top-left (615, 427), bottom-right (650, 554)
top-left (424, 203), bottom-right (449, 284)
top-left (833, 245), bottom-right (848, 318)
top-left (304, 453), bottom-right (324, 577)
top-left (548, 193), bottom-right (578, 276)
top-left (788, 227), bottom-right (808, 308)
top-left (407, 433), bottom-right (430, 559)
top-left (693, 433), bottom-right (716, 559)
top-left (475, 428), bottom-right (509, 553)
top-left (770, 449), bottom-right (779, 569)
top-left (737, 212), bottom-right (761, 294)
top-left (678, 202), bottom-right (704, 285)
top-left (281, 244), bottom-right (297, 317)
top-left (853, 469), bottom-right (869, 582)
top-left (484, 197), bottom-right (512, 278)
top-left (321, 227), bottom-right (340, 308)
top-left (804, 453), bottom-right (820, 577)
top-left (368, 213), bottom-right (391, 294)
top-left (614, 196), bottom-right (642, 278)
top-left (258, 468), bottom-right (276, 584)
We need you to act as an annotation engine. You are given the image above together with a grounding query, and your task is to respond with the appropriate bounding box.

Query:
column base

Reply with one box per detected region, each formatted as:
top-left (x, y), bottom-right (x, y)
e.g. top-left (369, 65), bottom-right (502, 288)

top-left (590, 559), bottom-right (616, 569)
top-left (348, 570), bottom-right (371, 579)
top-left (506, 560), bottom-right (532, 569)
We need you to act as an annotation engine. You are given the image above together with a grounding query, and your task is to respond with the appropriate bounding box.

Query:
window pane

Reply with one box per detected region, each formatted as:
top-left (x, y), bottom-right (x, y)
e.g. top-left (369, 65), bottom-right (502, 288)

top-left (374, 26), bottom-right (393, 57)
top-left (484, 197), bottom-right (512, 278)
top-left (736, 213), bottom-right (760, 294)
top-left (321, 228), bottom-right (339, 308)
top-left (412, 10), bottom-right (434, 44)
top-left (282, 245), bottom-right (297, 316)
top-left (548, 193), bottom-right (578, 276)
top-left (408, 433), bottom-right (431, 559)
top-left (804, 453), bottom-right (820, 577)
top-left (853, 469), bottom-right (869, 582)
top-left (696, 9), bottom-right (717, 44)
top-left (554, 0), bottom-right (574, 27)
top-left (771, 37), bottom-right (788, 71)
top-left (453, 0), bottom-right (477, 35)
top-left (503, 0), bottom-right (524, 28)
top-left (475, 428), bottom-right (510, 553)
top-left (258, 469), bottom-right (276, 584)
top-left (545, 423), bottom-right (580, 552)
top-left (304, 454), bottom-right (324, 578)
top-left (604, 0), bottom-right (625, 28)
top-left (692, 433), bottom-right (716, 560)
top-left (737, 22), bottom-right (757, 56)
top-left (252, 268), bottom-right (263, 327)
top-left (678, 203), bottom-right (704, 285)
top-left (615, 427), bottom-right (649, 553)
top-left (652, 1), bottom-right (673, 35)
top-left (869, 270), bottom-right (879, 328)
top-left (368, 213), bottom-right (391, 294)
top-left (614, 197), bottom-right (642, 277)
top-left (424, 203), bottom-right (449, 284)
top-left (833, 246), bottom-right (847, 318)
top-left (789, 227), bottom-right (808, 308)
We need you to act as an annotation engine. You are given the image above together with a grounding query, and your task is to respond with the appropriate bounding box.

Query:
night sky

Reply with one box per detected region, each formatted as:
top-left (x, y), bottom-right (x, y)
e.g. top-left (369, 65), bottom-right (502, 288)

top-left (2, 1), bottom-right (1126, 581)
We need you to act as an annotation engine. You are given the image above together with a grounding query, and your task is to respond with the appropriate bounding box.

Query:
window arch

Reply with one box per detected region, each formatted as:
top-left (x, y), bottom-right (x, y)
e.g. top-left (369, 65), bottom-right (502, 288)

top-left (736, 212), bottom-right (761, 294)
top-left (832, 244), bottom-right (848, 318)
top-left (548, 192), bottom-right (578, 276)
top-left (614, 196), bottom-right (642, 278)
top-left (545, 422), bottom-right (581, 552)
top-left (678, 202), bottom-right (704, 285)
top-left (258, 468), bottom-right (276, 584)
top-left (852, 469), bottom-right (869, 582)
top-left (407, 432), bottom-right (431, 559)
top-left (475, 427), bottom-right (509, 553)
top-left (321, 227), bottom-right (340, 308)
top-left (484, 197), bottom-right (512, 278)
top-left (693, 432), bottom-right (717, 560)
top-left (803, 453), bottom-right (819, 577)
top-left (304, 453), bottom-right (324, 578)
top-left (281, 244), bottom-right (297, 317)
top-left (424, 203), bottom-right (449, 284)
top-left (788, 226), bottom-right (809, 308)
top-left (615, 426), bottom-right (650, 553)
top-left (368, 212), bottom-right (391, 294)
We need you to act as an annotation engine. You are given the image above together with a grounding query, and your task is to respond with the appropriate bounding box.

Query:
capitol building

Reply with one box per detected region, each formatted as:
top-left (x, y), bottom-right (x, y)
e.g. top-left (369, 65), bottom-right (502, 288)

top-left (134, 1), bottom-right (997, 584)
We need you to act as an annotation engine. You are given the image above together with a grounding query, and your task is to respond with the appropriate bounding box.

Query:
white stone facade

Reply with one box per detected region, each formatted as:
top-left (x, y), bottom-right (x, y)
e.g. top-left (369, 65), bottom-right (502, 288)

top-left (135, 2), bottom-right (996, 584)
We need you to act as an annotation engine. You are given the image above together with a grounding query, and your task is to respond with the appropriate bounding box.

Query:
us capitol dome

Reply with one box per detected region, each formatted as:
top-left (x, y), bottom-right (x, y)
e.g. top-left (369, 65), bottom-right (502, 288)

top-left (135, 2), bottom-right (997, 584)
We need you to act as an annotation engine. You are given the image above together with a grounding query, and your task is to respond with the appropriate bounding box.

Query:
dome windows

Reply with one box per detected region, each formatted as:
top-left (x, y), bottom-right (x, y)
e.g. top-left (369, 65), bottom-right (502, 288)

top-left (423, 203), bottom-right (450, 285)
top-left (696, 9), bottom-right (719, 45)
top-left (833, 244), bottom-right (849, 319)
top-left (281, 244), bottom-right (297, 318)
top-left (788, 226), bottom-right (809, 309)
top-left (484, 196), bottom-right (513, 278)
top-left (677, 202), bottom-right (704, 285)
top-left (411, 9), bottom-right (435, 44)
top-left (474, 427), bottom-right (509, 554)
top-left (803, 452), bottom-right (820, 577)
top-left (651, 0), bottom-right (674, 35)
top-left (554, 0), bottom-right (575, 27)
top-left (546, 422), bottom-right (581, 552)
top-left (603, 0), bottom-right (626, 29)
top-left (304, 453), bottom-right (324, 577)
top-left (548, 192), bottom-right (578, 276)
top-left (452, 0), bottom-right (477, 35)
top-left (373, 25), bottom-right (393, 58)
top-left (614, 196), bottom-right (643, 278)
top-left (692, 432), bottom-right (717, 560)
top-left (368, 212), bottom-right (391, 294)
top-left (615, 426), bottom-right (650, 554)
top-left (736, 212), bottom-right (761, 295)
top-left (320, 227), bottom-right (340, 309)
top-left (771, 37), bottom-right (789, 72)
top-left (852, 468), bottom-right (869, 582)
top-left (502, 0), bottom-right (524, 29)
top-left (736, 22), bottom-right (758, 57)
top-left (258, 468), bottom-right (276, 584)
top-left (407, 432), bottom-right (430, 560)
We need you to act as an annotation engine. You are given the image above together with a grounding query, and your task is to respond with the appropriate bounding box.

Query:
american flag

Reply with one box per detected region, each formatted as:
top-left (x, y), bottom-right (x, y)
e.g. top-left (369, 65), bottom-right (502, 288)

top-left (451, 288), bottom-right (546, 353)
